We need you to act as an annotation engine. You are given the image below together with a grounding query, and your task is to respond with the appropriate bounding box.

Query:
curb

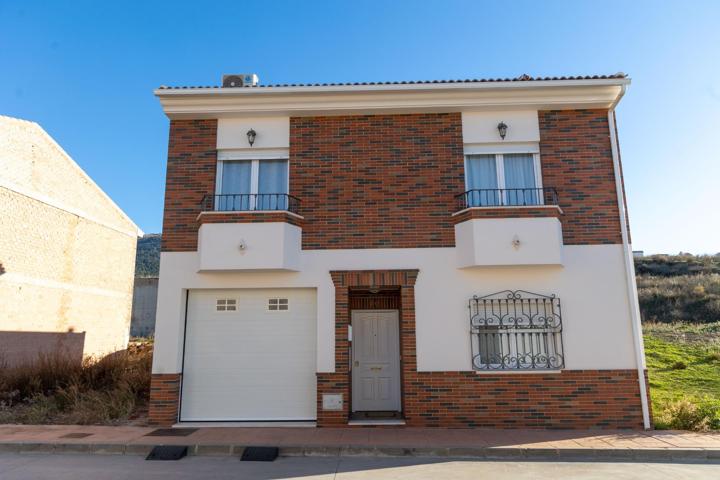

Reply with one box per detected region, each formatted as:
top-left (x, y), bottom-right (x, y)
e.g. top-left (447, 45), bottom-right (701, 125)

top-left (1, 443), bottom-right (719, 462)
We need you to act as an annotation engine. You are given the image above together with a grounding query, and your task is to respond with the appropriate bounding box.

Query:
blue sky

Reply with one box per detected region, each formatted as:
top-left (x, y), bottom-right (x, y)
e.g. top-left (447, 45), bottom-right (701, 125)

top-left (1, 1), bottom-right (718, 254)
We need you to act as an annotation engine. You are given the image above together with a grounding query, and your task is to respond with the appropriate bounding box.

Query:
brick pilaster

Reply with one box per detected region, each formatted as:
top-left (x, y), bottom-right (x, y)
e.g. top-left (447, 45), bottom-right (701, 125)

top-left (148, 373), bottom-right (181, 426)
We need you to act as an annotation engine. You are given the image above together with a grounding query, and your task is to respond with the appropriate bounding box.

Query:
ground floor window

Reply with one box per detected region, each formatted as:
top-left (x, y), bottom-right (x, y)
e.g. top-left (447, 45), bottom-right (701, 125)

top-left (469, 290), bottom-right (564, 370)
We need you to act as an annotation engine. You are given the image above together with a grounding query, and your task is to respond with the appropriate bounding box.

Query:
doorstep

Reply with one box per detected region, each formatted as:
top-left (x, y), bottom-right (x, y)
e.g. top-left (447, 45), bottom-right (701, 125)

top-left (0, 425), bottom-right (719, 462)
top-left (347, 419), bottom-right (406, 426)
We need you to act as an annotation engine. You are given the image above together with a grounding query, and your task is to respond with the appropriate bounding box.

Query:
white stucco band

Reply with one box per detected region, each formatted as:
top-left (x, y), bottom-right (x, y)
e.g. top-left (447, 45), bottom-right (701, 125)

top-left (152, 244), bottom-right (637, 375)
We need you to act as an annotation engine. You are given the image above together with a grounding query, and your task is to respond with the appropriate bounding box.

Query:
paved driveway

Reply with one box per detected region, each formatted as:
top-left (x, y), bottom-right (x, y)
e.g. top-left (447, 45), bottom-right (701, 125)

top-left (1, 453), bottom-right (719, 479)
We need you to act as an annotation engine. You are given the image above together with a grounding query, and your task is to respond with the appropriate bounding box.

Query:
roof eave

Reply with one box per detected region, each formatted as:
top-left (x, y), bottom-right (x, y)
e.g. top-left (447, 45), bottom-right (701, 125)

top-left (154, 78), bottom-right (631, 119)
top-left (154, 77), bottom-right (631, 97)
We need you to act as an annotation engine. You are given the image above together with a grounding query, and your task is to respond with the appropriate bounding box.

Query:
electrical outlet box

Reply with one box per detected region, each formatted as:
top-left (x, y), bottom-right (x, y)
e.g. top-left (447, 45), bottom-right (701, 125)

top-left (322, 394), bottom-right (343, 411)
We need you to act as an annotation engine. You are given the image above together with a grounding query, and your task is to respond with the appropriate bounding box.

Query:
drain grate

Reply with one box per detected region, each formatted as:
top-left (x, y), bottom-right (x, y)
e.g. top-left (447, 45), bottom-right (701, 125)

top-left (144, 428), bottom-right (198, 437)
top-left (241, 446), bottom-right (279, 462)
top-left (60, 433), bottom-right (93, 439)
top-left (146, 445), bottom-right (188, 461)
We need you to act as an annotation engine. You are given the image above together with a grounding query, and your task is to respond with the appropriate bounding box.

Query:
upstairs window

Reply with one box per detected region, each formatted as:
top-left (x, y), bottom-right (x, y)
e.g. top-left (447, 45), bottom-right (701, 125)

top-left (216, 158), bottom-right (289, 211)
top-left (465, 153), bottom-right (542, 206)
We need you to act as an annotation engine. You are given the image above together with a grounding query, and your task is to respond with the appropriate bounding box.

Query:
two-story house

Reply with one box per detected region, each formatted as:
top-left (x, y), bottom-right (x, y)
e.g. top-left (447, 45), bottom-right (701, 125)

top-left (149, 73), bottom-right (649, 429)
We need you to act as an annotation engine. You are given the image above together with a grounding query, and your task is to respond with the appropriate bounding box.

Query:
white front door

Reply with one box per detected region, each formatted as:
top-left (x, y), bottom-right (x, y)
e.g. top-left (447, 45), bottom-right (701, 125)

top-left (351, 310), bottom-right (401, 412)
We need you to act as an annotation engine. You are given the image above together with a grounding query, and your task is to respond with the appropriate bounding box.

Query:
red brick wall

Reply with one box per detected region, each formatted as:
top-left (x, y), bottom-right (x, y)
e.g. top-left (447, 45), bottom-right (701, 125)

top-left (290, 114), bottom-right (464, 249)
top-left (403, 370), bottom-right (645, 428)
top-left (539, 110), bottom-right (625, 245)
top-left (161, 111), bottom-right (630, 251)
top-left (161, 119), bottom-right (217, 252)
top-left (148, 373), bottom-right (181, 426)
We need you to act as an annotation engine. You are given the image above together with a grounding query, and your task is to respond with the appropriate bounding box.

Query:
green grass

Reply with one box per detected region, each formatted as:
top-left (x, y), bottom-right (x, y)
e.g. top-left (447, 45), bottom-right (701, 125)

top-left (644, 322), bottom-right (720, 430)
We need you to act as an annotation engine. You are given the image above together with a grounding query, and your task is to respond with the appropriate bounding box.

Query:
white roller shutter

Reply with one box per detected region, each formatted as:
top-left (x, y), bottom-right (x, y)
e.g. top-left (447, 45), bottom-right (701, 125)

top-left (180, 288), bottom-right (317, 421)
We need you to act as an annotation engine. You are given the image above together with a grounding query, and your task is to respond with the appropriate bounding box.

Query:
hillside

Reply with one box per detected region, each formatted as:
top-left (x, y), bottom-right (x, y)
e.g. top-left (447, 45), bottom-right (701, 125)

top-left (636, 254), bottom-right (720, 324)
top-left (134, 234), bottom-right (161, 277)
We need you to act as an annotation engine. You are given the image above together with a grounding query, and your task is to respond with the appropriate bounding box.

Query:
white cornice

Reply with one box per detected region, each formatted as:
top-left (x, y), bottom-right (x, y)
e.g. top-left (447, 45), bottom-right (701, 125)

top-left (155, 78), bottom-right (631, 119)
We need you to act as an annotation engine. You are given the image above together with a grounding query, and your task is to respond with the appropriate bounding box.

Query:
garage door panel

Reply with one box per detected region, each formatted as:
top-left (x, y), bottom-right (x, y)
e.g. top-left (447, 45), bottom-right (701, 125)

top-left (180, 288), bottom-right (317, 421)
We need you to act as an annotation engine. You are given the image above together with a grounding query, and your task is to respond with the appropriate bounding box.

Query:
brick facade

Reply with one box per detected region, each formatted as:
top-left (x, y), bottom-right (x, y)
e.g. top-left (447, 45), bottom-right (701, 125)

top-left (157, 109), bottom-right (642, 429)
top-left (290, 114), bottom-right (465, 249)
top-left (320, 269), bottom-right (645, 429)
top-left (160, 110), bottom-right (628, 251)
top-left (148, 373), bottom-right (182, 426)
top-left (539, 109), bottom-right (625, 245)
top-left (161, 119), bottom-right (217, 252)
top-left (404, 370), bottom-right (644, 428)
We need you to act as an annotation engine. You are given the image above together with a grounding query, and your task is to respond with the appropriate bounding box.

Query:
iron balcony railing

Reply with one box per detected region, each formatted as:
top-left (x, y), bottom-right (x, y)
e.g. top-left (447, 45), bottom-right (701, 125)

top-left (469, 290), bottom-right (564, 371)
top-left (201, 193), bottom-right (301, 214)
top-left (455, 187), bottom-right (559, 210)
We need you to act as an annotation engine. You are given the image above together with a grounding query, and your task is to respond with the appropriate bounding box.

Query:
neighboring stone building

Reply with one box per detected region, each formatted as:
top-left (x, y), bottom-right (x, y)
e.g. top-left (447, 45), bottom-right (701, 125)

top-left (0, 115), bottom-right (141, 364)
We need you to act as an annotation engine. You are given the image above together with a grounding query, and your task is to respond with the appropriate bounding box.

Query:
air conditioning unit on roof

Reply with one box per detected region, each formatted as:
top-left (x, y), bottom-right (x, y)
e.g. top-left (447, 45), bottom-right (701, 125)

top-left (222, 73), bottom-right (259, 88)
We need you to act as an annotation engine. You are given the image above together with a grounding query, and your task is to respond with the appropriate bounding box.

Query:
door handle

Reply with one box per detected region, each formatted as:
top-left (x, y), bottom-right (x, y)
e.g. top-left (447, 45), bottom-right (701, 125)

top-left (354, 361), bottom-right (359, 367)
top-left (370, 366), bottom-right (382, 371)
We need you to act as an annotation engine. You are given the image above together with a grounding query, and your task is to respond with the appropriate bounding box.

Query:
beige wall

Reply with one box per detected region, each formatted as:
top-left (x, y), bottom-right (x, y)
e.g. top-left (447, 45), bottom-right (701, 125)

top-left (0, 116), bottom-right (139, 360)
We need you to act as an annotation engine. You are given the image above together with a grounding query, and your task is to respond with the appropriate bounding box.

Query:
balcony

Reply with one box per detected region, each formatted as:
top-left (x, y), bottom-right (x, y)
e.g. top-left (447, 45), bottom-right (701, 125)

top-left (196, 193), bottom-right (303, 272)
top-left (455, 187), bottom-right (559, 211)
top-left (453, 188), bottom-right (563, 268)
top-left (201, 193), bottom-right (301, 215)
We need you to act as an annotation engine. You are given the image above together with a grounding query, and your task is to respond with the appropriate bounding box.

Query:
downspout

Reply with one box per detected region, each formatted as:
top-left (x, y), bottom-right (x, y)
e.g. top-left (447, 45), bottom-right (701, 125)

top-left (608, 103), bottom-right (651, 430)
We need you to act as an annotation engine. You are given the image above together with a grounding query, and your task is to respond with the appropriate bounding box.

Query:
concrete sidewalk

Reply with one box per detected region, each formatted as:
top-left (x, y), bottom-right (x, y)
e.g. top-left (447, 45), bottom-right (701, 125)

top-left (1, 425), bottom-right (719, 462)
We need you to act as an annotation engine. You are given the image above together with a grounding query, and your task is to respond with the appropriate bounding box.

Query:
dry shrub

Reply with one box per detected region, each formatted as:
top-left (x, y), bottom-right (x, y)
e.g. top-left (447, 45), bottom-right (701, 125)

top-left (656, 397), bottom-right (719, 432)
top-left (0, 341), bottom-right (152, 425)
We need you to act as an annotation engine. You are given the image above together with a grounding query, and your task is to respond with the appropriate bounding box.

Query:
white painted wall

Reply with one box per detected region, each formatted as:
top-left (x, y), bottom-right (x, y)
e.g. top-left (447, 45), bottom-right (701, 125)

top-left (217, 116), bottom-right (289, 150)
top-left (153, 245), bottom-right (637, 376)
top-left (197, 221), bottom-right (301, 271)
top-left (455, 216), bottom-right (563, 267)
top-left (461, 110), bottom-right (539, 144)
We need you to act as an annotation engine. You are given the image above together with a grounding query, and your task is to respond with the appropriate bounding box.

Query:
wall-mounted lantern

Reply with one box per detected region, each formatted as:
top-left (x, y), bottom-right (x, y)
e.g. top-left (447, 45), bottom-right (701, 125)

top-left (497, 121), bottom-right (508, 140)
top-left (247, 128), bottom-right (257, 146)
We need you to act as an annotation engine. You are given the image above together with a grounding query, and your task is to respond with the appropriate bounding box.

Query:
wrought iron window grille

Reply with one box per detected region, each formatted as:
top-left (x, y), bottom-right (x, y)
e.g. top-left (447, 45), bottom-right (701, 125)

top-left (469, 290), bottom-right (564, 371)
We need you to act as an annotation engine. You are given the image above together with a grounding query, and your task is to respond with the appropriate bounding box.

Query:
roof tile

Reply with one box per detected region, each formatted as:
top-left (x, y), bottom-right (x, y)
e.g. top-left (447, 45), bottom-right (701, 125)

top-left (157, 73), bottom-right (627, 90)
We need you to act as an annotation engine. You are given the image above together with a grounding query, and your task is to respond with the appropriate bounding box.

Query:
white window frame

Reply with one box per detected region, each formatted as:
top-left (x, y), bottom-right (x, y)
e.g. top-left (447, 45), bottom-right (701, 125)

top-left (463, 152), bottom-right (543, 194)
top-left (215, 150), bottom-right (290, 211)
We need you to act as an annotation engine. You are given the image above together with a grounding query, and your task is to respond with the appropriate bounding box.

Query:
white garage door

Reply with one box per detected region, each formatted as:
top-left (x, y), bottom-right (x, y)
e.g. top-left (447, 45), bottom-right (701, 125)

top-left (180, 289), bottom-right (317, 421)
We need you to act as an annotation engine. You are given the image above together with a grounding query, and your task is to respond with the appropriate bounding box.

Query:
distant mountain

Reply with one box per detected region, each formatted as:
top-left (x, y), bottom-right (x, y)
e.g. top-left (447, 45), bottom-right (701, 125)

top-left (135, 234), bottom-right (161, 277)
